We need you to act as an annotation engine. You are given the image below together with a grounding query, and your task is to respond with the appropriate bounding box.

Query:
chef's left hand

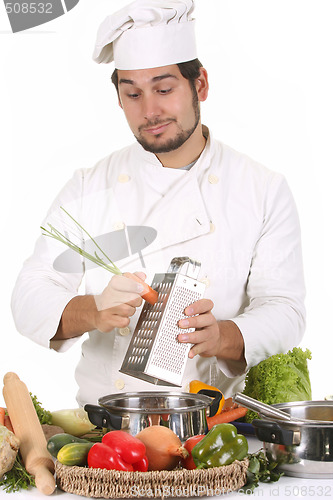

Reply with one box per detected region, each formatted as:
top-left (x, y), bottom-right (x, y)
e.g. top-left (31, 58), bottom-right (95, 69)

top-left (177, 299), bottom-right (245, 362)
top-left (177, 299), bottom-right (220, 358)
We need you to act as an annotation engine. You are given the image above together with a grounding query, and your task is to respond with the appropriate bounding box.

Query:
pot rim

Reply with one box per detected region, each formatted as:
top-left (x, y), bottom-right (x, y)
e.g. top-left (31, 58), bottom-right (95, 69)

top-left (269, 400), bottom-right (333, 427)
top-left (98, 391), bottom-right (213, 414)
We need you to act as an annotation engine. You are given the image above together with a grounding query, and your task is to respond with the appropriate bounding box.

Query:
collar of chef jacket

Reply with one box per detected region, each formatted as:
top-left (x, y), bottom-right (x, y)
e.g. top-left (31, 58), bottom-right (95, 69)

top-left (127, 125), bottom-right (214, 255)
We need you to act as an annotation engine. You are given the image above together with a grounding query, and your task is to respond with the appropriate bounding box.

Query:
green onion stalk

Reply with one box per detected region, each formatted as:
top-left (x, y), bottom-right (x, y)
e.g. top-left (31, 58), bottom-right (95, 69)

top-left (41, 207), bottom-right (122, 275)
top-left (40, 207), bottom-right (158, 305)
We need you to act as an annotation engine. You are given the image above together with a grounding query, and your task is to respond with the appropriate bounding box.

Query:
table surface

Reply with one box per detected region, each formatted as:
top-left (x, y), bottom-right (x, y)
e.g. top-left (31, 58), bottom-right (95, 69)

top-left (1, 437), bottom-right (332, 500)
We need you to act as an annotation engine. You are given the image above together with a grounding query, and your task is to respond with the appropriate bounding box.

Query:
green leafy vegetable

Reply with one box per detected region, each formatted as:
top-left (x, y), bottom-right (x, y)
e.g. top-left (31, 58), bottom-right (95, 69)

top-left (30, 393), bottom-right (52, 425)
top-left (243, 347), bottom-right (312, 423)
top-left (0, 454), bottom-right (35, 493)
top-left (240, 449), bottom-right (283, 494)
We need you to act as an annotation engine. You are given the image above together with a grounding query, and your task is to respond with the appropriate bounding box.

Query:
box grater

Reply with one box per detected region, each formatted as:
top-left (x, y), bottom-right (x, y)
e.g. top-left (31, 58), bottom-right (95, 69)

top-left (120, 257), bottom-right (206, 387)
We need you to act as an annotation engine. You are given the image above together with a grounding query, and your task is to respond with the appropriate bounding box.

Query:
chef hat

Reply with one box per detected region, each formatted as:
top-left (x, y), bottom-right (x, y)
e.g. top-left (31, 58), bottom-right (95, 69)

top-left (93, 0), bottom-right (197, 70)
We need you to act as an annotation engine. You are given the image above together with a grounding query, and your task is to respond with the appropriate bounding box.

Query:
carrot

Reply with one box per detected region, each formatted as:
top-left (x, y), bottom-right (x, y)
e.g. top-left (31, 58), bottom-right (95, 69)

top-left (124, 272), bottom-right (158, 305)
top-left (4, 414), bottom-right (14, 433)
top-left (0, 407), bottom-right (5, 426)
top-left (206, 406), bottom-right (248, 430)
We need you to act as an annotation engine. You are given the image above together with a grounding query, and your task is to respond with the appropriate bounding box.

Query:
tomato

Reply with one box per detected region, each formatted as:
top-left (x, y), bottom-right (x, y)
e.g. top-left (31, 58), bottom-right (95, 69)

top-left (181, 435), bottom-right (205, 470)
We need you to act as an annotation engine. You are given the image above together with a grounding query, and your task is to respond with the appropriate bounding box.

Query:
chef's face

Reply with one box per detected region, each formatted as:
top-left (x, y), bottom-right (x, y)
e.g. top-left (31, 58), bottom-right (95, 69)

top-left (117, 65), bottom-right (208, 154)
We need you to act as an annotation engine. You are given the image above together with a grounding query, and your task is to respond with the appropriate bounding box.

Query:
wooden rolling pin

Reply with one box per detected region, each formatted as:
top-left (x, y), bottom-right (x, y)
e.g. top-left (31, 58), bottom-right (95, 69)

top-left (3, 372), bottom-right (56, 495)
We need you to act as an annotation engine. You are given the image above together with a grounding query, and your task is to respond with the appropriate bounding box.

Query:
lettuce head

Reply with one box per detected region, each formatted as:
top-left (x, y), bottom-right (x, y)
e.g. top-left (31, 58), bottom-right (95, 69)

top-left (243, 347), bottom-right (312, 422)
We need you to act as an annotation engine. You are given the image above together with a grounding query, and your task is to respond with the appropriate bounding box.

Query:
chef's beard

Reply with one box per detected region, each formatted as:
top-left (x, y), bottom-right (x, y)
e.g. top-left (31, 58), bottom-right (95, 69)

top-left (134, 89), bottom-right (200, 154)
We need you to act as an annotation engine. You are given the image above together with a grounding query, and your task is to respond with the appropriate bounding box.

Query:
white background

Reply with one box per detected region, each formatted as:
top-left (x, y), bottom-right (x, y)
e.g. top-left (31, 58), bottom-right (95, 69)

top-left (0, 0), bottom-right (332, 412)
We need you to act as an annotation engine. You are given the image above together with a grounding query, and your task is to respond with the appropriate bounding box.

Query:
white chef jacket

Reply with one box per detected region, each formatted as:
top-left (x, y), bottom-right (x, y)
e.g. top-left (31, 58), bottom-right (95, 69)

top-left (11, 126), bottom-right (306, 406)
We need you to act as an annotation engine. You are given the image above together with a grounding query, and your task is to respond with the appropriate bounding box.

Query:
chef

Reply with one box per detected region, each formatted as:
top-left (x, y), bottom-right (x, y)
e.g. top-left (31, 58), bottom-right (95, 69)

top-left (11, 0), bottom-right (306, 406)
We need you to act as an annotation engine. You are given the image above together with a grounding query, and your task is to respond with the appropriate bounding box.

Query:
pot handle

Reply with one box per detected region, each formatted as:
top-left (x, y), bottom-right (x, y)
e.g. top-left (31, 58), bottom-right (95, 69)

top-left (84, 404), bottom-right (124, 430)
top-left (198, 389), bottom-right (223, 417)
top-left (233, 393), bottom-right (292, 421)
top-left (252, 419), bottom-right (301, 446)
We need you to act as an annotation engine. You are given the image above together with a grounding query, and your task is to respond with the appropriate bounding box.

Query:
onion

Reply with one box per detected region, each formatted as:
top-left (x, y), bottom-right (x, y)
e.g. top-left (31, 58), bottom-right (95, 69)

top-left (135, 426), bottom-right (188, 471)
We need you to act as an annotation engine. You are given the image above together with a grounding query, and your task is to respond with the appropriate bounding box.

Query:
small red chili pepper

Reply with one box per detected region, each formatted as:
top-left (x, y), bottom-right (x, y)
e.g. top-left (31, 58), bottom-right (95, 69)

top-left (87, 442), bottom-right (134, 471)
top-left (182, 435), bottom-right (205, 470)
top-left (102, 430), bottom-right (146, 464)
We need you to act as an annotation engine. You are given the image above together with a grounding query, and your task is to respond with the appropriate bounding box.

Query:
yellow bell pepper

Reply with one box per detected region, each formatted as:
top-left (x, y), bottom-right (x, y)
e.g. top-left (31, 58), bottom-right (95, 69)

top-left (189, 380), bottom-right (225, 415)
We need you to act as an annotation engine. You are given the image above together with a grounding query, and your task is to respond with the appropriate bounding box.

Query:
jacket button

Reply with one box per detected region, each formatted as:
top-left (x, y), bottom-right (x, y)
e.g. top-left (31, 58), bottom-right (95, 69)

top-left (113, 221), bottom-right (125, 230)
top-left (115, 379), bottom-right (125, 390)
top-left (208, 174), bottom-right (219, 184)
top-left (119, 327), bottom-right (131, 336)
top-left (209, 222), bottom-right (216, 233)
top-left (118, 174), bottom-right (130, 183)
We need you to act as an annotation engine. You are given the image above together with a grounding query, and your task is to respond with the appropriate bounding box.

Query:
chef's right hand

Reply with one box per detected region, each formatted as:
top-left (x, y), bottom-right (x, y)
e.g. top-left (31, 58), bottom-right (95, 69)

top-left (94, 272), bottom-right (145, 333)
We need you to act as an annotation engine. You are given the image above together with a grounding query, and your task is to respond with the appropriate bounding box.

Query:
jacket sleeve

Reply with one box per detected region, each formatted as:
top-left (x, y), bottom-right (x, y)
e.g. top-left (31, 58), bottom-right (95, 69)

top-left (11, 169), bottom-right (86, 353)
top-left (218, 174), bottom-right (306, 377)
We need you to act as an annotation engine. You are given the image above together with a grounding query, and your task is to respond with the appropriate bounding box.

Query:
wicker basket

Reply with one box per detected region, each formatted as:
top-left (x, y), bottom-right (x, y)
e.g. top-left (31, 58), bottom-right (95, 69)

top-left (55, 459), bottom-right (249, 499)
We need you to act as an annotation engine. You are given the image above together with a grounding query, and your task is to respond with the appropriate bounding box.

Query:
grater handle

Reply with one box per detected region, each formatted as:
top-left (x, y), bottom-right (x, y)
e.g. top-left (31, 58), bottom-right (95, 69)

top-left (167, 257), bottom-right (201, 279)
top-left (198, 389), bottom-right (223, 417)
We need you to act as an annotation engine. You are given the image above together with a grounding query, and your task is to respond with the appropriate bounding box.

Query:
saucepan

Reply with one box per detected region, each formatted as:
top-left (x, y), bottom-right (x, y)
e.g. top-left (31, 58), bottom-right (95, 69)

top-left (84, 390), bottom-right (221, 442)
top-left (233, 393), bottom-right (333, 478)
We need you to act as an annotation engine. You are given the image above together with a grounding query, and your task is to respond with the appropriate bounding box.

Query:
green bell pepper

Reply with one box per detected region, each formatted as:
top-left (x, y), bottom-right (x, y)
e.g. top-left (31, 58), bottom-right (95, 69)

top-left (192, 423), bottom-right (248, 469)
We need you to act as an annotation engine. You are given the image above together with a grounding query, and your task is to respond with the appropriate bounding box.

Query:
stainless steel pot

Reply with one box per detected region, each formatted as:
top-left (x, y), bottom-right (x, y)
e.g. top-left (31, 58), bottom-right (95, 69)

top-left (234, 394), bottom-right (333, 479)
top-left (84, 390), bottom-right (221, 442)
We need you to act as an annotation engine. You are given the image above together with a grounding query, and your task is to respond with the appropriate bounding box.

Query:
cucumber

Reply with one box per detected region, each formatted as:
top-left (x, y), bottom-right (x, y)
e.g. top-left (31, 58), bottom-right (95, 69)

top-left (47, 433), bottom-right (89, 458)
top-left (57, 442), bottom-right (93, 466)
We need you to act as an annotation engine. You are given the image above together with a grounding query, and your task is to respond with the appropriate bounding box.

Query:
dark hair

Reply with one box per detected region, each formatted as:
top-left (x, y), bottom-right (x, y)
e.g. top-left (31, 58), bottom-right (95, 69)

top-left (111, 58), bottom-right (203, 94)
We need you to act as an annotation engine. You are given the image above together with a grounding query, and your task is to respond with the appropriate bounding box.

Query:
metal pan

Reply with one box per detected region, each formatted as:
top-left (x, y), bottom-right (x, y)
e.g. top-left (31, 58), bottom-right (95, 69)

top-left (84, 390), bottom-right (222, 442)
top-left (233, 393), bottom-right (333, 478)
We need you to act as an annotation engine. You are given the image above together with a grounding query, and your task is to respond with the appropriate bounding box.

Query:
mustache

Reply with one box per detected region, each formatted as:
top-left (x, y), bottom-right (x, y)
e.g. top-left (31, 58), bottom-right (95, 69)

top-left (138, 118), bottom-right (177, 132)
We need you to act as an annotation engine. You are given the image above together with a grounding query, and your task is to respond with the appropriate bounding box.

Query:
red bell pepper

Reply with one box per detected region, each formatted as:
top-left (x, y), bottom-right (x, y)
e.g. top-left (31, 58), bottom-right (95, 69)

top-left (88, 431), bottom-right (149, 472)
top-left (102, 430), bottom-right (146, 464)
top-left (133, 455), bottom-right (149, 472)
top-left (87, 443), bottom-right (134, 471)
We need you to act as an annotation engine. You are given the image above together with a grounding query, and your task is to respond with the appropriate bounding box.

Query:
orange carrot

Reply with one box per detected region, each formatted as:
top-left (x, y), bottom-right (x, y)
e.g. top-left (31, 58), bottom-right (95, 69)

top-left (206, 406), bottom-right (248, 430)
top-left (4, 414), bottom-right (14, 433)
top-left (124, 272), bottom-right (158, 305)
top-left (0, 407), bottom-right (5, 426)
